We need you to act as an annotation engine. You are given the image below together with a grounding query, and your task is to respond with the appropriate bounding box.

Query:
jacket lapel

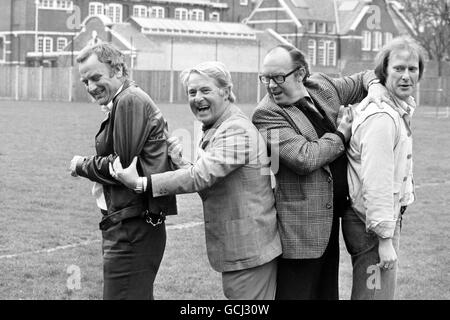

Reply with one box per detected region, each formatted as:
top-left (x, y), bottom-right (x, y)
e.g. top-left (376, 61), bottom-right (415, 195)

top-left (278, 99), bottom-right (332, 175)
top-left (281, 105), bottom-right (318, 141)
top-left (199, 104), bottom-right (235, 150)
top-left (308, 89), bottom-right (337, 130)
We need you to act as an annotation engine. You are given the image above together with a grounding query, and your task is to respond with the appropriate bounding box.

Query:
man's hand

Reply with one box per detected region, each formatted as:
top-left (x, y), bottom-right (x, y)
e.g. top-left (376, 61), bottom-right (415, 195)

top-left (336, 106), bottom-right (354, 142)
top-left (69, 155), bottom-right (84, 177)
top-left (109, 156), bottom-right (140, 189)
top-left (377, 237), bottom-right (397, 270)
top-left (167, 136), bottom-right (184, 167)
top-left (358, 83), bottom-right (395, 111)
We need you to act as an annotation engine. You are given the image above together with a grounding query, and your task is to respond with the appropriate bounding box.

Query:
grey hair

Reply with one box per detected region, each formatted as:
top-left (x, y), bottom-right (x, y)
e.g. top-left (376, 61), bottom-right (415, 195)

top-left (180, 61), bottom-right (236, 103)
top-left (76, 42), bottom-right (129, 77)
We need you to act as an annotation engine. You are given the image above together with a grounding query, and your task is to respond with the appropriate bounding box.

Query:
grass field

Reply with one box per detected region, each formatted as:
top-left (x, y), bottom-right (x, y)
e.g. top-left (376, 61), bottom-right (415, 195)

top-left (0, 99), bottom-right (449, 300)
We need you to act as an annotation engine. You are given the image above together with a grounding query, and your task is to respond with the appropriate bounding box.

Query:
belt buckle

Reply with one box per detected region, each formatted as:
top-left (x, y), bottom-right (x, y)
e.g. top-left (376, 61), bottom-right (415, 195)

top-left (144, 210), bottom-right (164, 227)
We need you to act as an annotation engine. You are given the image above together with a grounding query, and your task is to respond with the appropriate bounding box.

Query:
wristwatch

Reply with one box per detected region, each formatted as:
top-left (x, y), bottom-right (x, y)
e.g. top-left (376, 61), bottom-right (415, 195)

top-left (134, 177), bottom-right (144, 194)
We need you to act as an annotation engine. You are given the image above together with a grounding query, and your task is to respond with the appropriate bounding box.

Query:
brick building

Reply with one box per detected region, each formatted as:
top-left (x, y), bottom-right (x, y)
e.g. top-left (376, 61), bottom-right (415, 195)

top-left (244, 0), bottom-right (415, 75)
top-left (57, 14), bottom-right (279, 72)
top-left (0, 0), bottom-right (77, 66)
top-left (0, 0), bottom-right (258, 66)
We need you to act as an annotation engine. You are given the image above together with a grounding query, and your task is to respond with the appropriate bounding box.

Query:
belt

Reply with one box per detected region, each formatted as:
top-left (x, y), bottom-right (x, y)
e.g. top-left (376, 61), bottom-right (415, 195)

top-left (99, 205), bottom-right (165, 231)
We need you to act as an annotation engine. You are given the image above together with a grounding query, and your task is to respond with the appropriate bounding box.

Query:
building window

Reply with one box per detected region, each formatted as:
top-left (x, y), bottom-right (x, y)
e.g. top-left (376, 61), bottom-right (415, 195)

top-left (328, 23), bottom-right (336, 34)
top-left (150, 6), bottom-right (165, 18)
top-left (107, 3), bottom-right (122, 23)
top-left (240, 0), bottom-right (248, 5)
top-left (56, 0), bottom-right (71, 9)
top-left (175, 8), bottom-right (189, 20)
top-left (372, 31), bottom-right (382, 51)
top-left (318, 40), bottom-right (326, 65)
top-left (308, 21), bottom-right (316, 33)
top-left (38, 37), bottom-right (53, 53)
top-left (39, 0), bottom-right (73, 9)
top-left (57, 37), bottom-right (68, 51)
top-left (0, 36), bottom-right (5, 63)
top-left (384, 32), bottom-right (393, 45)
top-left (327, 41), bottom-right (336, 66)
top-left (209, 12), bottom-right (220, 22)
top-left (318, 22), bottom-right (326, 34)
top-left (308, 39), bottom-right (316, 66)
top-left (362, 30), bottom-right (371, 51)
top-left (190, 9), bottom-right (205, 21)
top-left (133, 5), bottom-right (147, 17)
top-left (89, 2), bottom-right (104, 15)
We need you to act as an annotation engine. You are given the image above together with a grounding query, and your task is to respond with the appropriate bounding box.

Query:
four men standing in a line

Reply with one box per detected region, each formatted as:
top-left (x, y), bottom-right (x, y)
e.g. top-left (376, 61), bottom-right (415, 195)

top-left (71, 36), bottom-right (423, 300)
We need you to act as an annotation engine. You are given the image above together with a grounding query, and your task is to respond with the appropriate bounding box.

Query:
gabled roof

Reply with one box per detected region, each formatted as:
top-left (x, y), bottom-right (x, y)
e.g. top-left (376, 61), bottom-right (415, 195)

top-left (386, 0), bottom-right (417, 36)
top-left (246, 0), bottom-right (414, 36)
top-left (111, 23), bottom-right (156, 51)
top-left (146, 0), bottom-right (228, 9)
top-left (287, 0), bottom-right (337, 22)
top-left (336, 0), bottom-right (370, 34)
top-left (130, 17), bottom-right (256, 39)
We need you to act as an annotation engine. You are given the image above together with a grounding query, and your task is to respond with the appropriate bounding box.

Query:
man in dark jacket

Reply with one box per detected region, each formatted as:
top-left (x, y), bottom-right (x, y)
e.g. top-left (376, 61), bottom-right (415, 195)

top-left (69, 43), bottom-right (176, 300)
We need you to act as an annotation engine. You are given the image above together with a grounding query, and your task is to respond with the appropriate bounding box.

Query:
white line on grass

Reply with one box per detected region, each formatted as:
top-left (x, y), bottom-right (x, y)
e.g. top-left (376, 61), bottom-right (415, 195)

top-left (0, 221), bottom-right (204, 260)
top-left (2, 181), bottom-right (450, 260)
top-left (415, 181), bottom-right (450, 188)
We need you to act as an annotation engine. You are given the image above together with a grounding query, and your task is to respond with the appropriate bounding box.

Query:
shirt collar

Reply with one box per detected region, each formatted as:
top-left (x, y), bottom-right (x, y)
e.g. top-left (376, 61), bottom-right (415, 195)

top-left (101, 83), bottom-right (125, 113)
top-left (389, 94), bottom-right (416, 118)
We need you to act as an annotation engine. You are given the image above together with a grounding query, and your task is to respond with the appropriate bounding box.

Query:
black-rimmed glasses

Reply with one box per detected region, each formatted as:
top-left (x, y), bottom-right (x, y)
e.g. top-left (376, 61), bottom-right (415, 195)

top-left (259, 66), bottom-right (301, 85)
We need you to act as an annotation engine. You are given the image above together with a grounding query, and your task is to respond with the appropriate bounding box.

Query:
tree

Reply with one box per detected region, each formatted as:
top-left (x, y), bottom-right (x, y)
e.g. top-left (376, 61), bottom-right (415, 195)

top-left (396, 0), bottom-right (450, 76)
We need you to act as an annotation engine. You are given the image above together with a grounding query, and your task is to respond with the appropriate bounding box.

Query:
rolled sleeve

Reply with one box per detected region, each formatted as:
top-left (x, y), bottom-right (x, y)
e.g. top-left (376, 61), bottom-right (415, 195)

top-left (357, 112), bottom-right (398, 238)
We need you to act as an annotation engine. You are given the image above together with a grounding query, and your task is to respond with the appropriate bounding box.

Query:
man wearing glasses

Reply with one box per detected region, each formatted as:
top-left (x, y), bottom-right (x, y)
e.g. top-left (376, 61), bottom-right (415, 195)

top-left (252, 44), bottom-right (389, 299)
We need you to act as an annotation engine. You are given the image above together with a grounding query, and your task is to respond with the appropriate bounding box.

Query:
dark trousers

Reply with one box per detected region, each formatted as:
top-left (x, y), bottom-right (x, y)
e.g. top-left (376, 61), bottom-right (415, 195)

top-left (101, 217), bottom-right (166, 300)
top-left (275, 212), bottom-right (340, 300)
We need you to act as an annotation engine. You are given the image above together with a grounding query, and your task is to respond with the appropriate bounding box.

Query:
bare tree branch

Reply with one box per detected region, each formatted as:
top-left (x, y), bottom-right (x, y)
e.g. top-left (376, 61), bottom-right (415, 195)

top-left (397, 0), bottom-right (450, 75)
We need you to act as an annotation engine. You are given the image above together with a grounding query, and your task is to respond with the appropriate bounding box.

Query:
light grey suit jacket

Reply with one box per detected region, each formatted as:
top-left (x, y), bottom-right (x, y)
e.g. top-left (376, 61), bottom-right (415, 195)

top-left (151, 104), bottom-right (282, 272)
top-left (252, 71), bottom-right (374, 259)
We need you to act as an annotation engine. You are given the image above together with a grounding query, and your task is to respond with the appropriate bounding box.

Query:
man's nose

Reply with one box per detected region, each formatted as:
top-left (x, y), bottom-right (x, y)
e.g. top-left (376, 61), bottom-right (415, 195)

top-left (268, 78), bottom-right (278, 89)
top-left (88, 81), bottom-right (97, 92)
top-left (401, 70), bottom-right (410, 80)
top-left (194, 91), bottom-right (204, 101)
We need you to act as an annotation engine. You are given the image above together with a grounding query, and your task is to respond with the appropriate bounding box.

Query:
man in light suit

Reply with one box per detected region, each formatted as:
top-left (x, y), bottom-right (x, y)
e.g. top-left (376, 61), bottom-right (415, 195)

top-left (109, 61), bottom-right (282, 299)
top-left (252, 44), bottom-right (389, 300)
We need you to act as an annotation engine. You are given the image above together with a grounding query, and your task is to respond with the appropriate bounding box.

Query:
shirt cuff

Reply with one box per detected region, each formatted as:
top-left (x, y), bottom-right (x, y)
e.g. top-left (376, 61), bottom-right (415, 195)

top-left (144, 176), bottom-right (152, 195)
top-left (75, 157), bottom-right (86, 176)
top-left (370, 220), bottom-right (396, 239)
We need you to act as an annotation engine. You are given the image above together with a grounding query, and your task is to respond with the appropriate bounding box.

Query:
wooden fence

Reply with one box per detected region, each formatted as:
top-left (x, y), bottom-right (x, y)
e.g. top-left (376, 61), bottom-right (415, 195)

top-left (0, 66), bottom-right (447, 106)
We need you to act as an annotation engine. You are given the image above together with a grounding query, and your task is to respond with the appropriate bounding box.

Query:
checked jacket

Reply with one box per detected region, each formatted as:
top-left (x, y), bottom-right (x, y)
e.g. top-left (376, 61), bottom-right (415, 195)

top-left (252, 71), bottom-right (375, 259)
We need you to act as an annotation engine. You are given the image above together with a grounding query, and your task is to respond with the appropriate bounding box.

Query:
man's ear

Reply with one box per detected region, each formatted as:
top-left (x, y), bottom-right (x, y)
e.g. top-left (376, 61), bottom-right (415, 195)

top-left (219, 88), bottom-right (230, 100)
top-left (297, 68), bottom-right (306, 82)
top-left (115, 67), bottom-right (123, 78)
top-left (110, 65), bottom-right (123, 78)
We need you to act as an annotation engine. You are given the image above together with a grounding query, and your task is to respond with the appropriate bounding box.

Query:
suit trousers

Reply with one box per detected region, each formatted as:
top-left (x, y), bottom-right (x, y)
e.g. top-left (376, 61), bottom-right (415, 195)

top-left (222, 258), bottom-right (278, 300)
top-left (275, 211), bottom-right (340, 300)
top-left (101, 216), bottom-right (166, 300)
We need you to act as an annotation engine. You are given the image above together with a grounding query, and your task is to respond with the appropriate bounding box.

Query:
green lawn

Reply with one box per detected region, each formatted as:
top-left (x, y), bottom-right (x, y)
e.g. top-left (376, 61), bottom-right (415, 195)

top-left (0, 100), bottom-right (448, 300)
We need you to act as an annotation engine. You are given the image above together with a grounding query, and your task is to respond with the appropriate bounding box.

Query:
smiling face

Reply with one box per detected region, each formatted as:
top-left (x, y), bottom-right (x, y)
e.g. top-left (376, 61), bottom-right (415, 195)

top-left (78, 54), bottom-right (123, 106)
top-left (385, 49), bottom-right (420, 101)
top-left (261, 48), bottom-right (305, 105)
top-left (186, 72), bottom-right (228, 127)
